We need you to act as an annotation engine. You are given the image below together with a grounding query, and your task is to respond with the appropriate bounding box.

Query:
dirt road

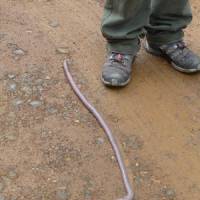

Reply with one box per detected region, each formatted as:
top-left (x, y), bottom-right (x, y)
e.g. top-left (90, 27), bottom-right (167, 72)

top-left (0, 0), bottom-right (200, 200)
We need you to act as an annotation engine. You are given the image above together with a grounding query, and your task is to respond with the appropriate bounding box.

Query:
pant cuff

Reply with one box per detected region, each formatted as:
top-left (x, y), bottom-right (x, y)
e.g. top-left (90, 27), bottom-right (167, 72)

top-left (106, 39), bottom-right (140, 55)
top-left (146, 30), bottom-right (184, 46)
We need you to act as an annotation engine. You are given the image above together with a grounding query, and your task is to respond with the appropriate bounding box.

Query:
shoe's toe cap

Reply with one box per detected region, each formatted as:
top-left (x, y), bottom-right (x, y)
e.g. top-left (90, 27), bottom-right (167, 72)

top-left (102, 71), bottom-right (129, 86)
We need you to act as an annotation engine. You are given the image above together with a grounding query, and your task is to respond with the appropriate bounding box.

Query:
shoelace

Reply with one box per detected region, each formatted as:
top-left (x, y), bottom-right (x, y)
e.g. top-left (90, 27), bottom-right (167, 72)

top-left (110, 53), bottom-right (127, 66)
top-left (175, 41), bottom-right (187, 49)
top-left (162, 41), bottom-right (188, 56)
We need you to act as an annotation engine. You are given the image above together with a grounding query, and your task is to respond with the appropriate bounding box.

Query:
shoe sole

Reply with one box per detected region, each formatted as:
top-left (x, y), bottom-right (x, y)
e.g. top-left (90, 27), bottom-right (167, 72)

top-left (144, 41), bottom-right (200, 74)
top-left (101, 75), bottom-right (131, 87)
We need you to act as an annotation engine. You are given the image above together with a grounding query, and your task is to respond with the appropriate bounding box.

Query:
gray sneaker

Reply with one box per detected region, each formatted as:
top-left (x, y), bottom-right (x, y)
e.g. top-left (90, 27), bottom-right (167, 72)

top-left (101, 52), bottom-right (135, 87)
top-left (145, 40), bottom-right (200, 73)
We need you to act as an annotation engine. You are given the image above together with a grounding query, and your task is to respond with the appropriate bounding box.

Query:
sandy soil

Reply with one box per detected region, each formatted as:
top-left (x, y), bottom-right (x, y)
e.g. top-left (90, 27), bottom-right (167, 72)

top-left (0, 0), bottom-right (200, 200)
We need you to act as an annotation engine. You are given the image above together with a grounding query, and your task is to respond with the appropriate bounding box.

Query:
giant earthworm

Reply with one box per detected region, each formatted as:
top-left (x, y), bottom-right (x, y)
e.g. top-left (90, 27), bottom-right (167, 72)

top-left (63, 60), bottom-right (134, 200)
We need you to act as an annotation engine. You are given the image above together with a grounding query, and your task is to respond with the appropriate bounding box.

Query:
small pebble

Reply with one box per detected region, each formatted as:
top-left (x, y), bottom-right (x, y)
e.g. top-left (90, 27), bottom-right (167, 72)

top-left (162, 187), bottom-right (176, 199)
top-left (84, 189), bottom-right (91, 199)
top-left (56, 189), bottom-right (69, 200)
top-left (1, 176), bottom-right (11, 186)
top-left (74, 119), bottom-right (80, 123)
top-left (12, 99), bottom-right (23, 107)
top-left (35, 79), bottom-right (44, 85)
top-left (26, 30), bottom-right (33, 34)
top-left (0, 33), bottom-right (6, 40)
top-left (0, 106), bottom-right (6, 115)
top-left (13, 49), bottom-right (25, 56)
top-left (0, 194), bottom-right (5, 200)
top-left (21, 86), bottom-right (32, 95)
top-left (10, 197), bottom-right (17, 200)
top-left (56, 47), bottom-right (70, 54)
top-left (47, 107), bottom-right (58, 114)
top-left (96, 137), bottom-right (104, 145)
top-left (29, 100), bottom-right (42, 108)
top-left (8, 83), bottom-right (17, 92)
top-left (135, 162), bottom-right (139, 167)
top-left (45, 76), bottom-right (51, 80)
top-left (49, 20), bottom-right (60, 28)
top-left (111, 155), bottom-right (116, 162)
top-left (7, 74), bottom-right (16, 79)
top-left (5, 133), bottom-right (17, 141)
top-left (7, 170), bottom-right (17, 179)
top-left (123, 135), bottom-right (143, 150)
top-left (135, 175), bottom-right (142, 185)
top-left (0, 181), bottom-right (5, 192)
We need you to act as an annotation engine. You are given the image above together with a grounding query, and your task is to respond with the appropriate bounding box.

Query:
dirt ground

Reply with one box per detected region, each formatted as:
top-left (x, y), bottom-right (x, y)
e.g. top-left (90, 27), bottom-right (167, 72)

top-left (0, 0), bottom-right (200, 200)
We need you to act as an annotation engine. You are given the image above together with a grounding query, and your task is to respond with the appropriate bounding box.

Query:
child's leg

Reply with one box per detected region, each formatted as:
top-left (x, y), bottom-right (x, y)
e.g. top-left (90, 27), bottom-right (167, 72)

top-left (147, 0), bottom-right (192, 45)
top-left (101, 0), bottom-right (151, 55)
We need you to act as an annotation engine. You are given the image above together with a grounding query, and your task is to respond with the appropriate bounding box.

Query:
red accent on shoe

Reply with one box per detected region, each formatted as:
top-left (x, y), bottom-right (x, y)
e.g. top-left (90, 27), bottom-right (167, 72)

top-left (116, 54), bottom-right (123, 61)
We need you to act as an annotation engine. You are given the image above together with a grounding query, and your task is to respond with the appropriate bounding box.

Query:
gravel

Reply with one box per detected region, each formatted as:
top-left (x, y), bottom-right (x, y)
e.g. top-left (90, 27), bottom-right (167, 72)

top-left (29, 100), bottom-right (42, 108)
top-left (56, 47), bottom-right (70, 54)
top-left (7, 82), bottom-right (17, 92)
top-left (96, 137), bottom-right (104, 145)
top-left (12, 49), bottom-right (25, 56)
top-left (162, 187), bottom-right (176, 199)
top-left (0, 181), bottom-right (5, 192)
top-left (49, 20), bottom-right (60, 28)
top-left (0, 194), bottom-right (5, 200)
top-left (12, 99), bottom-right (23, 107)
top-left (56, 188), bottom-right (69, 200)
top-left (7, 74), bottom-right (16, 79)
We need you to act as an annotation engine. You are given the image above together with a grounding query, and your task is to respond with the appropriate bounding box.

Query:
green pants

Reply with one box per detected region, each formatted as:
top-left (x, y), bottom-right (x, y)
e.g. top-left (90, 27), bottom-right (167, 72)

top-left (101, 0), bottom-right (192, 54)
